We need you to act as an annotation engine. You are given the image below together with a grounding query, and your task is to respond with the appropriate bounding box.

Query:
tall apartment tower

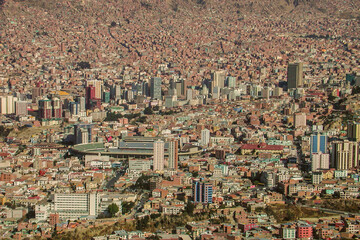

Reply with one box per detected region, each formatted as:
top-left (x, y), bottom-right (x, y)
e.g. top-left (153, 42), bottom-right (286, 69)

top-left (201, 129), bottom-right (210, 146)
top-left (331, 140), bottom-right (359, 170)
top-left (287, 63), bottom-right (303, 89)
top-left (226, 76), bottom-right (236, 88)
top-left (311, 153), bottom-right (330, 171)
top-left (74, 123), bottom-right (93, 144)
top-left (52, 97), bottom-right (62, 119)
top-left (38, 98), bottom-right (52, 119)
top-left (192, 180), bottom-right (213, 204)
top-left (211, 70), bottom-right (226, 93)
top-left (0, 96), bottom-right (7, 114)
top-left (310, 132), bottom-right (328, 154)
top-left (0, 95), bottom-right (16, 114)
top-left (85, 85), bottom-right (96, 109)
top-left (76, 96), bottom-right (86, 112)
top-left (348, 121), bottom-right (360, 142)
top-left (174, 79), bottom-right (187, 98)
top-left (110, 84), bottom-right (121, 100)
top-left (168, 140), bottom-right (179, 170)
top-left (15, 101), bottom-right (28, 116)
top-left (150, 77), bottom-right (162, 100)
top-left (153, 140), bottom-right (165, 171)
top-left (86, 80), bottom-right (103, 99)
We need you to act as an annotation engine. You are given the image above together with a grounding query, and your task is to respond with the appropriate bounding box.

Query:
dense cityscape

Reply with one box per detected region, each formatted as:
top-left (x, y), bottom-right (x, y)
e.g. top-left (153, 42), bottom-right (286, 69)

top-left (0, 0), bottom-right (360, 239)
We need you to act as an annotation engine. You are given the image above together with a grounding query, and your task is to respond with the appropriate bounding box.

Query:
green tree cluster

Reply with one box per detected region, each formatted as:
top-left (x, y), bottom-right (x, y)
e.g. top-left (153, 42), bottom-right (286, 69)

top-left (107, 203), bottom-right (119, 217)
top-left (122, 201), bottom-right (135, 214)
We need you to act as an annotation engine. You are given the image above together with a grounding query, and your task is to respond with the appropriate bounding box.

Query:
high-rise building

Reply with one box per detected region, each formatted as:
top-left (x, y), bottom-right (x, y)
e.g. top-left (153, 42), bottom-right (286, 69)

top-left (211, 70), bottom-right (226, 93)
top-left (74, 123), bottom-right (93, 144)
top-left (311, 153), bottom-right (330, 171)
top-left (125, 90), bottom-right (134, 102)
top-left (212, 86), bottom-right (220, 99)
top-left (76, 96), bottom-right (86, 112)
top-left (192, 180), bottom-right (202, 203)
top-left (226, 76), bottom-right (236, 88)
top-left (153, 140), bottom-right (165, 171)
top-left (192, 180), bottom-right (213, 204)
top-left (32, 87), bottom-right (46, 102)
top-left (0, 95), bottom-right (16, 114)
top-left (0, 96), bottom-right (6, 114)
top-left (38, 97), bottom-right (62, 120)
top-left (174, 79), bottom-right (187, 98)
top-left (150, 77), bottom-right (162, 100)
top-left (165, 95), bottom-right (177, 108)
top-left (69, 102), bottom-right (80, 115)
top-left (52, 97), bottom-right (62, 119)
top-left (6, 95), bottom-right (14, 114)
top-left (287, 63), bottom-right (303, 89)
top-left (310, 132), bottom-right (328, 154)
top-left (168, 140), bottom-right (178, 170)
top-left (102, 91), bottom-right (110, 103)
top-left (348, 121), bottom-right (360, 142)
top-left (142, 81), bottom-right (150, 97)
top-left (79, 129), bottom-right (89, 144)
top-left (15, 101), bottom-right (28, 116)
top-left (186, 89), bottom-right (193, 101)
top-left (38, 98), bottom-right (52, 120)
top-left (86, 80), bottom-right (103, 99)
top-left (203, 183), bottom-right (213, 203)
top-left (262, 87), bottom-right (271, 99)
top-left (85, 85), bottom-right (96, 109)
top-left (110, 84), bottom-right (121, 100)
top-left (201, 129), bottom-right (210, 146)
top-left (331, 140), bottom-right (359, 170)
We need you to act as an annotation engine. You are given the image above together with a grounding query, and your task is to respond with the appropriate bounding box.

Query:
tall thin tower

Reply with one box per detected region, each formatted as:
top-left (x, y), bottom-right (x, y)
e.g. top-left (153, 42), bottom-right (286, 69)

top-left (168, 140), bottom-right (179, 170)
top-left (153, 140), bottom-right (165, 171)
top-left (287, 63), bottom-right (303, 89)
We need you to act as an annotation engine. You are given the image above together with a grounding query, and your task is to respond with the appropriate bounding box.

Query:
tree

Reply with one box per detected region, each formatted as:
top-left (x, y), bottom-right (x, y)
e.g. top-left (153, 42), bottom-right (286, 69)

top-left (352, 86), bottom-right (360, 95)
top-left (192, 172), bottom-right (199, 178)
top-left (185, 201), bottom-right (195, 216)
top-left (107, 203), bottom-right (119, 217)
top-left (105, 112), bottom-right (123, 121)
top-left (77, 61), bottom-right (91, 69)
top-left (122, 201), bottom-right (135, 214)
top-left (144, 107), bottom-right (153, 115)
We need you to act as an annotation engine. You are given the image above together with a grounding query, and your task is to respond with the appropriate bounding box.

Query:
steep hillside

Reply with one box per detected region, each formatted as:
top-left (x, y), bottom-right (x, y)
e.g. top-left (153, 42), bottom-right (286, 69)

top-left (0, 0), bottom-right (359, 85)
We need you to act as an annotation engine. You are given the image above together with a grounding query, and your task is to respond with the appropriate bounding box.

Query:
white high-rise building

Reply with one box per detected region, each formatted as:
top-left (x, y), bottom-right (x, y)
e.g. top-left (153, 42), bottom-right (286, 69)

top-left (153, 140), bottom-right (165, 171)
top-left (311, 153), bottom-right (330, 172)
top-left (6, 95), bottom-right (14, 114)
top-left (211, 70), bottom-right (226, 92)
top-left (331, 140), bottom-right (359, 170)
top-left (0, 96), bottom-right (7, 114)
top-left (201, 129), bottom-right (210, 146)
top-left (0, 95), bottom-right (16, 114)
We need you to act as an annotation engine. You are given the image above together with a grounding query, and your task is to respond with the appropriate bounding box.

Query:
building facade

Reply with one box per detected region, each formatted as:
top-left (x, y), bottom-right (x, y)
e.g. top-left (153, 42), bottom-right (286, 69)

top-left (153, 140), bottom-right (165, 171)
top-left (287, 62), bottom-right (303, 89)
